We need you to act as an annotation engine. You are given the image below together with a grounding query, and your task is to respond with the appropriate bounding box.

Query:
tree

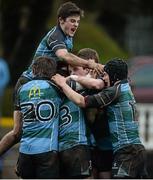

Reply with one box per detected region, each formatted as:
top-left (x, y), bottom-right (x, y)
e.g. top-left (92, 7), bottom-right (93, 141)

top-left (1, 0), bottom-right (53, 85)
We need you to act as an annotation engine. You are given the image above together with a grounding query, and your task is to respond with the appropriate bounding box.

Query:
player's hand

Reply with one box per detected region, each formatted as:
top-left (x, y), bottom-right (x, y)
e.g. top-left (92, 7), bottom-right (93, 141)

top-left (94, 63), bottom-right (104, 75)
top-left (88, 60), bottom-right (104, 75)
top-left (69, 75), bottom-right (79, 81)
top-left (89, 69), bottom-right (98, 79)
top-left (52, 74), bottom-right (67, 87)
top-left (87, 59), bottom-right (97, 69)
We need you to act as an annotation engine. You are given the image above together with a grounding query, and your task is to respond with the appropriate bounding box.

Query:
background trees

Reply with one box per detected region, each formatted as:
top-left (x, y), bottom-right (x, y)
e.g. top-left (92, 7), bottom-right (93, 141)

top-left (1, 0), bottom-right (53, 84)
top-left (1, 0), bottom-right (153, 85)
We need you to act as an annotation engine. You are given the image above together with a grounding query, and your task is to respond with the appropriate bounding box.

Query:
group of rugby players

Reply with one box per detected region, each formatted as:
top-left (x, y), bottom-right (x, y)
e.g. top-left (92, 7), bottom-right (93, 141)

top-left (0, 2), bottom-right (148, 179)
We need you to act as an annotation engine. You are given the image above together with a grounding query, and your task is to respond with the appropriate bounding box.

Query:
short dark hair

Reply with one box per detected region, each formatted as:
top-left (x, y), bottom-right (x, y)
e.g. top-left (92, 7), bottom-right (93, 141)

top-left (32, 56), bottom-right (57, 78)
top-left (57, 1), bottom-right (84, 20)
top-left (104, 58), bottom-right (128, 85)
top-left (77, 48), bottom-right (99, 63)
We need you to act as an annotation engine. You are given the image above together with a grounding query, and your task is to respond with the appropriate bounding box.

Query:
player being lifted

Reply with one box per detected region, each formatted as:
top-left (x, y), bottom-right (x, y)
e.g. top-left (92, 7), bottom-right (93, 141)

top-left (15, 1), bottom-right (102, 93)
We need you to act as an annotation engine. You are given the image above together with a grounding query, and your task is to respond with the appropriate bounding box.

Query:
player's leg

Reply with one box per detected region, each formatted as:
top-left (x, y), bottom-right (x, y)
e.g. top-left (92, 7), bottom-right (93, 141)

top-left (92, 147), bottom-right (113, 179)
top-left (98, 149), bottom-right (113, 179)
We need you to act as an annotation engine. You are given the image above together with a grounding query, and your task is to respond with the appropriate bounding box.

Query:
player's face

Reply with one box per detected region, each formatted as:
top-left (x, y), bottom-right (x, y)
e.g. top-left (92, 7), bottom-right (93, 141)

top-left (69, 66), bottom-right (88, 76)
top-left (60, 15), bottom-right (80, 37)
top-left (102, 71), bottom-right (110, 87)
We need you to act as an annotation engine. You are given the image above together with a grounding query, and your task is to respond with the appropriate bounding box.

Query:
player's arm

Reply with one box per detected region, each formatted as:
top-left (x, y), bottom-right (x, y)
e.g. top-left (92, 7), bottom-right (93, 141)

top-left (56, 49), bottom-right (103, 73)
top-left (0, 111), bottom-right (22, 156)
top-left (48, 31), bottom-right (103, 73)
top-left (69, 75), bottom-right (105, 90)
top-left (52, 74), bottom-right (120, 109)
top-left (52, 74), bottom-right (86, 107)
top-left (85, 85), bottom-right (120, 108)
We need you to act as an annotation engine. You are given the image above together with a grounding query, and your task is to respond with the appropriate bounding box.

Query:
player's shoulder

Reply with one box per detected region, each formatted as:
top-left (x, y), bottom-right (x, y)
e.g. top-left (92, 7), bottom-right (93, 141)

top-left (47, 26), bottom-right (65, 41)
top-left (47, 80), bottom-right (63, 93)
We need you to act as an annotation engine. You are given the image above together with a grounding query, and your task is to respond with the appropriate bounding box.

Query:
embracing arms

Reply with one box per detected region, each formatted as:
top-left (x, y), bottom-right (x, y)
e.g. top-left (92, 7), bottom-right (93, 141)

top-left (52, 74), bottom-right (120, 109)
top-left (69, 74), bottom-right (105, 89)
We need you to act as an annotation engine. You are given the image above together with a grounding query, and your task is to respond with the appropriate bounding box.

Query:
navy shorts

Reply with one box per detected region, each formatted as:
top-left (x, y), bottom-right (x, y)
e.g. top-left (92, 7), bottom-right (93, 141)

top-left (16, 151), bottom-right (59, 179)
top-left (92, 147), bottom-right (113, 172)
top-left (112, 144), bottom-right (148, 178)
top-left (59, 145), bottom-right (92, 178)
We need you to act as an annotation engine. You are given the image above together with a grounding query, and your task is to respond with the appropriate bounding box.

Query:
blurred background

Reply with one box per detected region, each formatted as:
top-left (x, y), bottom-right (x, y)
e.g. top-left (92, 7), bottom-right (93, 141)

top-left (0, 0), bottom-right (153, 178)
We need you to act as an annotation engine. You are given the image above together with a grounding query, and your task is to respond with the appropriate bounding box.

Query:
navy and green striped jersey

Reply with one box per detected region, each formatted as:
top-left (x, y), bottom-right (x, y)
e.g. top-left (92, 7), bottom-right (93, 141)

top-left (22, 25), bottom-right (73, 80)
top-left (59, 80), bottom-right (88, 151)
top-left (15, 79), bottom-right (63, 154)
top-left (85, 80), bottom-right (142, 153)
top-left (59, 97), bottom-right (89, 151)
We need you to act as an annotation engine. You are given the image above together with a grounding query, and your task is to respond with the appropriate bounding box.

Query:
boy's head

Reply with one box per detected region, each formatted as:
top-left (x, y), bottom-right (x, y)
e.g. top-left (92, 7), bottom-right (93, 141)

top-left (57, 2), bottom-right (84, 20)
top-left (104, 58), bottom-right (128, 85)
top-left (77, 48), bottom-right (99, 63)
top-left (32, 56), bottom-right (57, 78)
top-left (69, 48), bottom-right (100, 76)
top-left (57, 2), bottom-right (84, 37)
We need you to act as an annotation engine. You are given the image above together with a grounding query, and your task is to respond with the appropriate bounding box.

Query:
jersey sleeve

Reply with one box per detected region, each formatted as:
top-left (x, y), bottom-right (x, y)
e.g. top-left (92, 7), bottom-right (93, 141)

top-left (85, 84), bottom-right (120, 108)
top-left (13, 88), bottom-right (21, 111)
top-left (47, 30), bottom-right (67, 53)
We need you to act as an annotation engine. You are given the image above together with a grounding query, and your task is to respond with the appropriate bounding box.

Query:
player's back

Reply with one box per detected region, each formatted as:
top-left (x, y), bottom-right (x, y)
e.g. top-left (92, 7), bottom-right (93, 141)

top-left (59, 96), bottom-right (88, 151)
top-left (17, 79), bottom-right (62, 154)
top-left (107, 81), bottom-right (142, 152)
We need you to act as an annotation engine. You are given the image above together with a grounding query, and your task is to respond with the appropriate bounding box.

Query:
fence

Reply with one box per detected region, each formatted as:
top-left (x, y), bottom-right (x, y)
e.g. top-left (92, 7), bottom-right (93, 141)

top-left (137, 103), bottom-right (153, 150)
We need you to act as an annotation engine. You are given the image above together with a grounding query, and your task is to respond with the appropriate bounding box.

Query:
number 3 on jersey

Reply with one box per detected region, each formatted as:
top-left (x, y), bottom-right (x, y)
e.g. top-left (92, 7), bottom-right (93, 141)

top-left (60, 105), bottom-right (72, 128)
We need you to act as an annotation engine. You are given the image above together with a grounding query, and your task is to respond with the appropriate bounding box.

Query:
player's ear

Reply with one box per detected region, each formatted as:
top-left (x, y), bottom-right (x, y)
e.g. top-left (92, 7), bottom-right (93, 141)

top-left (32, 67), bottom-right (36, 75)
top-left (59, 17), bottom-right (65, 24)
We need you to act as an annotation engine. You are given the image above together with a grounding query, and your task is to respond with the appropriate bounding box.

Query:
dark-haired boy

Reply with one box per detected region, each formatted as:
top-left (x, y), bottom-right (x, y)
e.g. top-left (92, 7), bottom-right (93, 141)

top-left (15, 1), bottom-right (102, 93)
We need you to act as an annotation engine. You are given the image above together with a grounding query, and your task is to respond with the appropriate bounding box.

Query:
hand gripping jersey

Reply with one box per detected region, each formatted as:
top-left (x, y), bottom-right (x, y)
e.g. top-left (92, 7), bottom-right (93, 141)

top-left (15, 79), bottom-right (63, 154)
